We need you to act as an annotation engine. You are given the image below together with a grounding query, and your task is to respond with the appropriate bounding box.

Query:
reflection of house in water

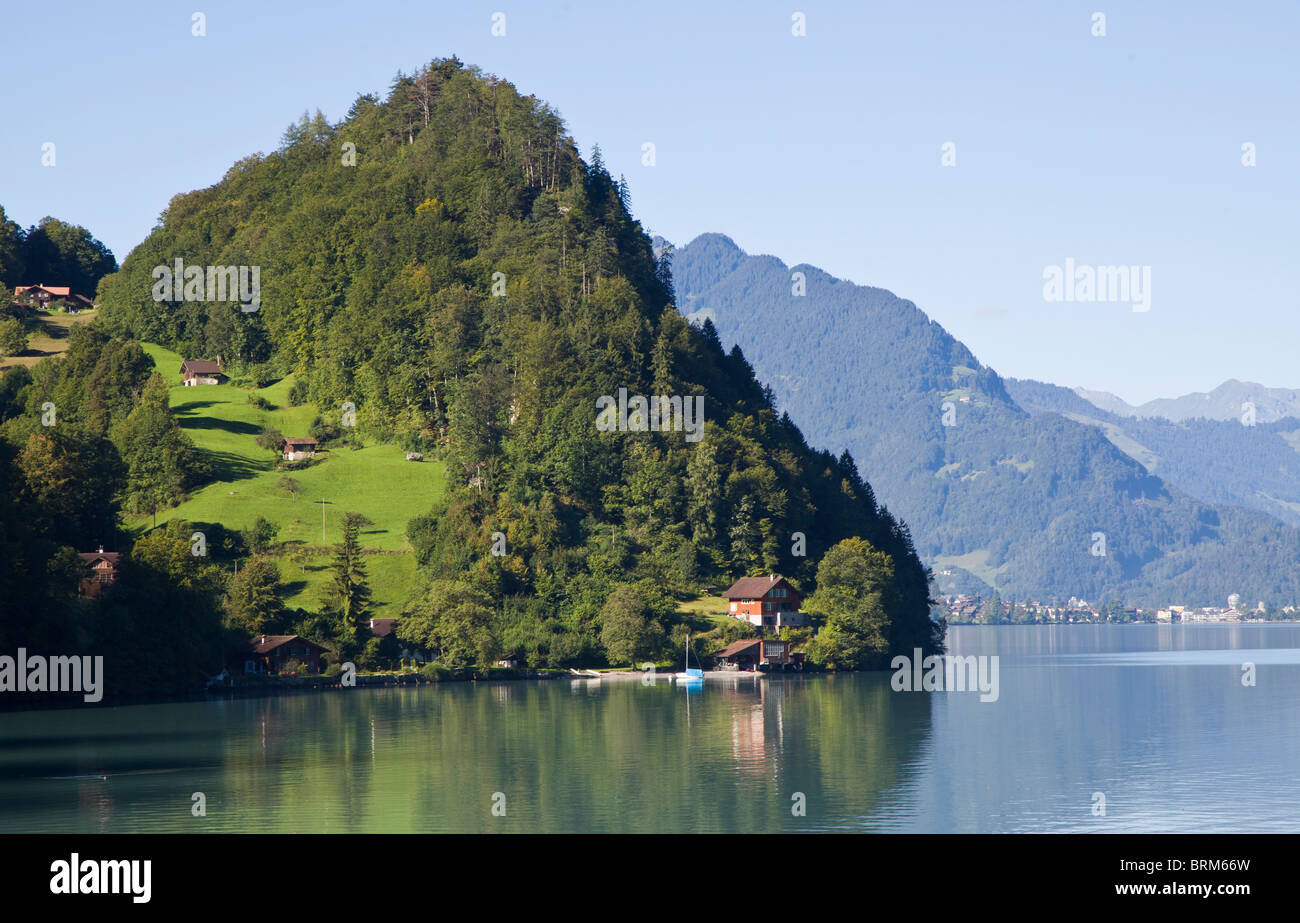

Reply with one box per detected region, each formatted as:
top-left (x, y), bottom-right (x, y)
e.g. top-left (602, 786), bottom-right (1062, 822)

top-left (718, 679), bottom-right (788, 769)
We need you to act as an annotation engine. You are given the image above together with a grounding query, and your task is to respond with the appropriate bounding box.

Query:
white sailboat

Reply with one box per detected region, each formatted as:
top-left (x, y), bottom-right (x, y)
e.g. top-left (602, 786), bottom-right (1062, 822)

top-left (675, 633), bottom-right (704, 681)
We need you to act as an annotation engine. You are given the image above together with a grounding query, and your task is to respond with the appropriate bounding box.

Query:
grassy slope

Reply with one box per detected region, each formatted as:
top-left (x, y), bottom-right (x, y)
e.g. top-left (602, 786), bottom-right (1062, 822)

top-left (0, 308), bottom-right (97, 372)
top-left (133, 343), bottom-right (444, 616)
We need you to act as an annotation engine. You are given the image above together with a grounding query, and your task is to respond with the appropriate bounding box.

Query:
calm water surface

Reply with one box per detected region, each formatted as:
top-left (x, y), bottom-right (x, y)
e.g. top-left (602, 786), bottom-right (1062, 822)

top-left (3, 623), bottom-right (1299, 833)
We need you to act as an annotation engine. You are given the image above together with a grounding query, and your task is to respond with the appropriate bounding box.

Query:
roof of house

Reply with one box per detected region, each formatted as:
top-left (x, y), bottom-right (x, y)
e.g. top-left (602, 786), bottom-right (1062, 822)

top-left (16, 284), bottom-right (72, 296)
top-left (245, 634), bottom-right (329, 655)
top-left (722, 575), bottom-right (794, 599)
top-left (714, 640), bottom-right (764, 659)
top-left (78, 550), bottom-right (121, 567)
top-left (282, 436), bottom-right (318, 447)
top-left (368, 618), bottom-right (397, 637)
top-left (180, 359), bottom-right (221, 374)
top-left (715, 638), bottom-right (788, 660)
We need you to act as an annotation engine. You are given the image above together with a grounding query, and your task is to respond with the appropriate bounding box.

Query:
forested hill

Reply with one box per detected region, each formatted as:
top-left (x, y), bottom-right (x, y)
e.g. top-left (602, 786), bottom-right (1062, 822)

top-left (671, 233), bottom-right (1300, 607)
top-left (95, 58), bottom-right (940, 666)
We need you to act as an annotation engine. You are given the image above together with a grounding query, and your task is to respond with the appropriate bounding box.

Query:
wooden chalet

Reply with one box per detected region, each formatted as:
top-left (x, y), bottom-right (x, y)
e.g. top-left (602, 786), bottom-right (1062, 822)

top-left (722, 575), bottom-right (809, 629)
top-left (14, 285), bottom-right (97, 311)
top-left (77, 546), bottom-right (121, 598)
top-left (366, 618), bottom-right (430, 663)
top-left (281, 436), bottom-right (318, 461)
top-left (180, 359), bottom-right (222, 385)
top-left (240, 635), bottom-right (329, 675)
top-left (712, 638), bottom-right (801, 671)
top-left (15, 283), bottom-right (71, 304)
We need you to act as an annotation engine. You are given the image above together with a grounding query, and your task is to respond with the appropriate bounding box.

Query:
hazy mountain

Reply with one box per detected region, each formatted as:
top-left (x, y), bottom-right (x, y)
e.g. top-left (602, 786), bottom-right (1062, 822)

top-left (1073, 387), bottom-right (1136, 418)
top-left (671, 233), bottom-right (1300, 607)
top-left (1077, 379), bottom-right (1300, 424)
top-left (1006, 377), bottom-right (1300, 529)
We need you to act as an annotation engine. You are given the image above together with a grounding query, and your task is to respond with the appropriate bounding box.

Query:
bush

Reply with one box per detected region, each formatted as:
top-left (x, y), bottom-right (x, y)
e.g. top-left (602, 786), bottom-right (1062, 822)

top-left (244, 515), bottom-right (279, 554)
top-left (717, 618), bottom-right (759, 644)
top-left (255, 426), bottom-right (284, 457)
top-left (309, 414), bottom-right (343, 444)
top-left (287, 378), bottom-right (309, 406)
top-left (247, 394), bottom-right (273, 411)
top-left (248, 364), bottom-right (278, 388)
top-left (0, 316), bottom-right (27, 357)
top-left (421, 661), bottom-right (452, 682)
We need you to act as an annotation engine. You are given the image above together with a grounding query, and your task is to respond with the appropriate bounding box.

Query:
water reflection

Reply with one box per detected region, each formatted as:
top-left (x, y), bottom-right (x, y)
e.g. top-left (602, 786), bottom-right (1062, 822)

top-left (5, 624), bottom-right (1297, 832)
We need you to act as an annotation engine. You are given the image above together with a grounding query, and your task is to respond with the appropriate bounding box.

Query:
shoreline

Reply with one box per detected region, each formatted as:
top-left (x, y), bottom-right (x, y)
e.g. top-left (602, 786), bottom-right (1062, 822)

top-left (0, 665), bottom-right (800, 715)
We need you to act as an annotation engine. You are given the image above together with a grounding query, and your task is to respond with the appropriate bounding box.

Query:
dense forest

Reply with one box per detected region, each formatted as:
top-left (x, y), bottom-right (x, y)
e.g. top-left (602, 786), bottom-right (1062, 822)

top-left (0, 208), bottom-right (117, 295)
top-left (0, 58), bottom-right (942, 699)
top-left (672, 233), bottom-right (1300, 607)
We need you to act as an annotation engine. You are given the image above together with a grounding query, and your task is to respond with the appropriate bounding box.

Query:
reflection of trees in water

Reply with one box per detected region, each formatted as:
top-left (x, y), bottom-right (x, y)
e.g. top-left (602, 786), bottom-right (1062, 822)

top-left (0, 702), bottom-right (231, 833)
top-left (209, 678), bottom-right (938, 833)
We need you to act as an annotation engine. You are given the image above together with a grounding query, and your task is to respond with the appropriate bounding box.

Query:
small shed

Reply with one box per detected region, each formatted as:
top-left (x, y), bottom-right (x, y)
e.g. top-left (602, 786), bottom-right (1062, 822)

top-left (712, 638), bottom-right (795, 671)
top-left (180, 359), bottom-right (222, 385)
top-left (281, 436), bottom-right (318, 461)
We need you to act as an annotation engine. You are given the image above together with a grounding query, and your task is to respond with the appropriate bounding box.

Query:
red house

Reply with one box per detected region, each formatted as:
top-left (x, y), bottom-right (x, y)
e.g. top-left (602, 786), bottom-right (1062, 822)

top-left (77, 547), bottom-right (121, 598)
top-left (722, 575), bottom-right (809, 629)
top-left (15, 284), bottom-right (71, 304)
top-left (241, 635), bottom-right (329, 675)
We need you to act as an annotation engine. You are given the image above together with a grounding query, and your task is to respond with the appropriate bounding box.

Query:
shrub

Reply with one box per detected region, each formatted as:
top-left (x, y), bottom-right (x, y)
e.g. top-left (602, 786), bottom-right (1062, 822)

top-left (421, 661), bottom-right (451, 682)
top-left (247, 394), bottom-right (273, 411)
top-left (0, 316), bottom-right (27, 357)
top-left (309, 414), bottom-right (343, 444)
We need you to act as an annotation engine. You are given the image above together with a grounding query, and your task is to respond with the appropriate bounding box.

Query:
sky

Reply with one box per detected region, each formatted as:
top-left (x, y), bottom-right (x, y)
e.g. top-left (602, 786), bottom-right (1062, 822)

top-left (2, 0), bottom-right (1295, 405)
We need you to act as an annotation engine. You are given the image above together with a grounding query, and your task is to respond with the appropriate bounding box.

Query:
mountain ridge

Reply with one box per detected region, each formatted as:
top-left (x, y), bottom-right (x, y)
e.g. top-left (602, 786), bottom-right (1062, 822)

top-left (670, 233), bottom-right (1300, 607)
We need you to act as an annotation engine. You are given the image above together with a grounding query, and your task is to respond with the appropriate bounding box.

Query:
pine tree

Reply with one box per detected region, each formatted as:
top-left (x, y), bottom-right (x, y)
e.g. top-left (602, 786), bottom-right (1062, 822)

top-left (326, 512), bottom-right (373, 657)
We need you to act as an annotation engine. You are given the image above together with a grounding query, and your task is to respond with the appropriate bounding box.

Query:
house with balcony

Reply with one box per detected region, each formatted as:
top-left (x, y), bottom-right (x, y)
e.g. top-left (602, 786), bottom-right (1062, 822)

top-left (77, 546), bottom-right (121, 598)
top-left (722, 574), bottom-right (809, 629)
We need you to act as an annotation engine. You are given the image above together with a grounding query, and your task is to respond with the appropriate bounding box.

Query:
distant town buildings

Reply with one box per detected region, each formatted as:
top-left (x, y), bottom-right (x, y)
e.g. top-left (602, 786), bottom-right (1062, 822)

top-left (940, 593), bottom-right (1284, 625)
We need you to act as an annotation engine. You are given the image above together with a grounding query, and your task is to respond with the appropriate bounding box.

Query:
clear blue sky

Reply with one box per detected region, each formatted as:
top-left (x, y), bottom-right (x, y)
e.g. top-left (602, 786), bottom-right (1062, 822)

top-left (3, 0), bottom-right (1295, 404)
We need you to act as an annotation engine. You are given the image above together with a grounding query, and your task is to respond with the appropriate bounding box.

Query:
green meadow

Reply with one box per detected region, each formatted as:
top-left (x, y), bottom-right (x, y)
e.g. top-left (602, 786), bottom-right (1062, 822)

top-left (133, 344), bottom-right (444, 616)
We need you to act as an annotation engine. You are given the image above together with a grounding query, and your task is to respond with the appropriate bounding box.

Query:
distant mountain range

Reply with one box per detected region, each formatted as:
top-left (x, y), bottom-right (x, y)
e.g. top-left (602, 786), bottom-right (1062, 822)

top-left (669, 233), bottom-right (1300, 607)
top-left (1005, 377), bottom-right (1300, 529)
top-left (1072, 380), bottom-right (1300, 424)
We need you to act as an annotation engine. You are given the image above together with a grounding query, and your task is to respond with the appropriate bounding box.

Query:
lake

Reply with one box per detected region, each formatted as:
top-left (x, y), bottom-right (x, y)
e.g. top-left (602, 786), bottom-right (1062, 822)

top-left (3, 623), bottom-right (1300, 833)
